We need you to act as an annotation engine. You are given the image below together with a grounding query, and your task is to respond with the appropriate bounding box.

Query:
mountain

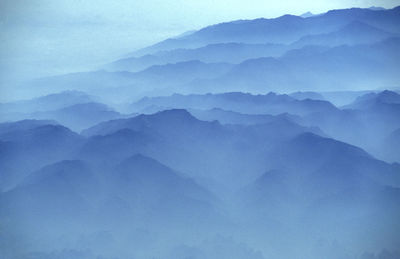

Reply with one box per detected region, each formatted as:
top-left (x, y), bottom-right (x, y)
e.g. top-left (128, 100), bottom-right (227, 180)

top-left (129, 105), bottom-right (303, 126)
top-left (0, 121), bottom-right (84, 190)
top-left (230, 132), bottom-right (400, 258)
top-left (0, 119), bottom-right (58, 135)
top-left (105, 7), bottom-right (399, 75)
top-left (15, 7), bottom-right (400, 104)
top-left (0, 121), bottom-right (81, 144)
top-left (0, 91), bottom-right (95, 114)
top-left (111, 154), bottom-right (218, 224)
top-left (3, 100), bottom-right (400, 257)
top-left (262, 132), bottom-right (400, 204)
top-left (131, 92), bottom-right (337, 116)
top-left (27, 102), bottom-right (123, 132)
top-left (301, 91), bottom-right (400, 162)
top-left (300, 12), bottom-right (315, 18)
top-left (80, 109), bottom-right (321, 191)
top-left (344, 90), bottom-right (400, 109)
top-left (22, 37), bottom-right (400, 102)
top-left (22, 61), bottom-right (234, 103)
top-left (21, 70), bottom-right (140, 103)
top-left (82, 109), bottom-right (206, 137)
top-left (271, 132), bottom-right (373, 173)
top-left (292, 21), bottom-right (396, 48)
top-left (342, 91), bottom-right (400, 132)
top-left (80, 109), bottom-right (232, 175)
top-left (369, 6), bottom-right (386, 11)
top-left (318, 90), bottom-right (375, 106)
top-left (214, 38), bottom-right (400, 92)
top-left (105, 43), bottom-right (288, 72)
top-left (78, 128), bottom-right (150, 166)
top-left (238, 133), bottom-right (400, 234)
top-left (131, 6), bottom-right (400, 56)
top-left (21, 160), bottom-right (94, 188)
top-left (0, 92), bottom-right (122, 130)
top-left (0, 160), bottom-right (96, 228)
top-left (105, 54), bottom-right (161, 72)
top-left (381, 128), bottom-right (400, 162)
top-left (132, 15), bottom-right (305, 56)
top-left (169, 38), bottom-right (398, 93)
top-left (132, 60), bottom-right (233, 84)
top-left (289, 91), bottom-right (325, 101)
top-left (4, 5), bottom-right (400, 258)
top-left (0, 154), bottom-right (222, 248)
top-left (188, 108), bottom-right (302, 126)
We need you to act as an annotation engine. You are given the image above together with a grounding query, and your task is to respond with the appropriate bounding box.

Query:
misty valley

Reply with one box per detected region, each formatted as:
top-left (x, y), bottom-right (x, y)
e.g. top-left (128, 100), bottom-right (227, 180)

top-left (1, 5), bottom-right (400, 259)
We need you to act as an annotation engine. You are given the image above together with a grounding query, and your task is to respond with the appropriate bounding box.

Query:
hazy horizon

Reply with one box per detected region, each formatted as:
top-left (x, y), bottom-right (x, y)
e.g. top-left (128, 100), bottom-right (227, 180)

top-left (1, 0), bottom-right (400, 85)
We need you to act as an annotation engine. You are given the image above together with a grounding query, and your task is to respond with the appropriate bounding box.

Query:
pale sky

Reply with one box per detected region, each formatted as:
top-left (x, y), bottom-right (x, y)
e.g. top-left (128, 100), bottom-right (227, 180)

top-left (1, 0), bottom-right (399, 82)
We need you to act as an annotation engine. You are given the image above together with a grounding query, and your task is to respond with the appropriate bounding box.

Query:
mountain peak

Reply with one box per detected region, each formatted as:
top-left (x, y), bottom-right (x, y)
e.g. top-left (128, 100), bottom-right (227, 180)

top-left (0, 119), bottom-right (58, 135)
top-left (347, 90), bottom-right (400, 109)
top-left (376, 90), bottom-right (400, 104)
top-left (368, 6), bottom-right (386, 11)
top-left (22, 160), bottom-right (90, 186)
top-left (300, 12), bottom-right (314, 18)
top-left (277, 14), bottom-right (303, 21)
top-left (82, 109), bottom-right (201, 137)
top-left (151, 109), bottom-right (196, 121)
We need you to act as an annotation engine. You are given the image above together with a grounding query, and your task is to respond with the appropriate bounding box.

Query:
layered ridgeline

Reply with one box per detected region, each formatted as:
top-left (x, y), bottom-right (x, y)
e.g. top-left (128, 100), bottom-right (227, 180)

top-left (1, 5), bottom-right (400, 259)
top-left (1, 90), bottom-right (400, 259)
top-left (16, 6), bottom-right (400, 102)
top-left (0, 91), bottom-right (132, 131)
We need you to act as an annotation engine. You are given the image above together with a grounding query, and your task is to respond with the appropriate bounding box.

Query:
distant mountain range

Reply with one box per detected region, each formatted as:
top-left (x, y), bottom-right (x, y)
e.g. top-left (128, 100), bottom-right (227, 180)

top-left (2, 5), bottom-right (400, 259)
top-left (12, 6), bottom-right (400, 102)
top-left (131, 6), bottom-right (400, 56)
top-left (130, 92), bottom-right (337, 116)
top-left (109, 20), bottom-right (397, 73)
top-left (24, 37), bottom-right (400, 99)
top-left (0, 91), bottom-right (126, 131)
top-left (291, 20), bottom-right (396, 48)
top-left (0, 90), bottom-right (95, 113)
